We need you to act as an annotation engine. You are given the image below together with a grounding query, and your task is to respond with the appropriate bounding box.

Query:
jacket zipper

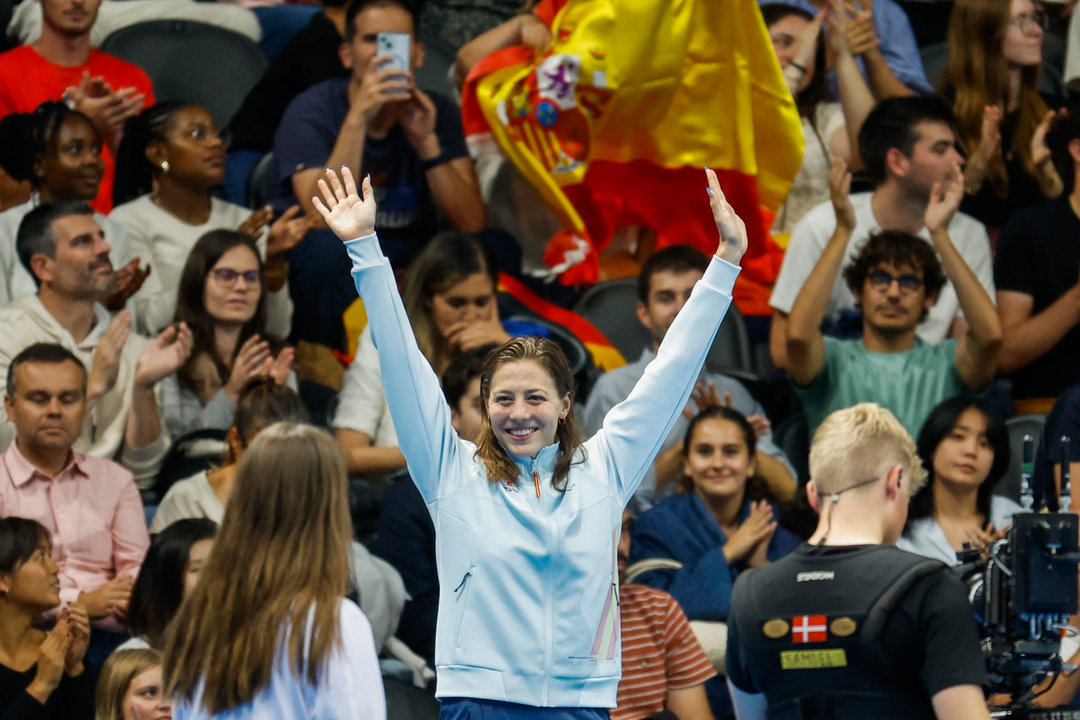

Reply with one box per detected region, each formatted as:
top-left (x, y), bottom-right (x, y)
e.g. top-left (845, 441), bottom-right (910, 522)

top-left (453, 566), bottom-right (474, 650)
top-left (533, 470), bottom-right (541, 498)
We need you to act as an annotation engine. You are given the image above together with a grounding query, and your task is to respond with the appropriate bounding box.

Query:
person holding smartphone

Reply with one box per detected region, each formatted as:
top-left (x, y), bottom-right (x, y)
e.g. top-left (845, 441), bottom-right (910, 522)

top-left (271, 0), bottom-right (486, 349)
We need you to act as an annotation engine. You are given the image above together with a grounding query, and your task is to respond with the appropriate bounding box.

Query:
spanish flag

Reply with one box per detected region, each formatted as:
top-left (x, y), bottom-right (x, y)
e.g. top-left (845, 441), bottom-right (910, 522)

top-left (462, 0), bottom-right (804, 315)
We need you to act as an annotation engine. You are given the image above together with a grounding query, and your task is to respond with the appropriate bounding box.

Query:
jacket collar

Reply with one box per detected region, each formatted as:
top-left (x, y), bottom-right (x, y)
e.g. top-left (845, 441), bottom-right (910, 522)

top-left (512, 442), bottom-right (561, 476)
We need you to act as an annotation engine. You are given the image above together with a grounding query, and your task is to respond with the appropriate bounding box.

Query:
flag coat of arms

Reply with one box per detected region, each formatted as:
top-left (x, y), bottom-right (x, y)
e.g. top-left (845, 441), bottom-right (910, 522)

top-left (462, 0), bottom-right (804, 314)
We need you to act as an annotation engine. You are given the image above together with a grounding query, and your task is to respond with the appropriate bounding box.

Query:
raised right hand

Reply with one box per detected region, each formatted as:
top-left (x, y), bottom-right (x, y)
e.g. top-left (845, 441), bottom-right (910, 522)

top-left (829, 158), bottom-right (856, 232)
top-left (313, 167), bottom-right (377, 241)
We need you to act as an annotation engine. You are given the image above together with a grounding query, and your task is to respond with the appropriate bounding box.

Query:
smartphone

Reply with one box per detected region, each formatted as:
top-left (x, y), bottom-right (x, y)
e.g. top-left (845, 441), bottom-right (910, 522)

top-left (377, 32), bottom-right (411, 94)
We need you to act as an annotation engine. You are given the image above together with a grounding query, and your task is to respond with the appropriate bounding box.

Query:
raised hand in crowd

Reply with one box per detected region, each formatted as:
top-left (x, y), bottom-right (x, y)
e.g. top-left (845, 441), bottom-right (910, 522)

top-left (237, 205), bottom-right (274, 239)
top-left (78, 575), bottom-right (134, 620)
top-left (706, 167), bottom-right (748, 266)
top-left (400, 86), bottom-right (440, 160)
top-left (222, 336), bottom-right (293, 401)
top-left (101, 258), bottom-right (152, 311)
top-left (88, 309), bottom-right (133, 405)
top-left (962, 105), bottom-right (1003, 195)
top-left (59, 605), bottom-right (89, 676)
top-left (924, 158), bottom-right (964, 234)
top-left (519, 13), bottom-right (553, 53)
top-left (781, 7), bottom-right (825, 95)
top-left (24, 618), bottom-right (72, 704)
top-left (314, 167), bottom-right (377, 241)
top-left (721, 500), bottom-right (778, 566)
top-left (265, 205), bottom-right (312, 257)
top-left (351, 55), bottom-right (412, 126)
top-left (682, 381), bottom-right (771, 437)
top-left (841, 0), bottom-right (878, 56)
top-left (65, 72), bottom-right (144, 154)
top-left (829, 157), bottom-right (856, 232)
top-left (134, 323), bottom-right (194, 388)
top-left (1031, 108), bottom-right (1066, 197)
top-left (268, 346), bottom-right (294, 386)
top-left (445, 318), bottom-right (510, 354)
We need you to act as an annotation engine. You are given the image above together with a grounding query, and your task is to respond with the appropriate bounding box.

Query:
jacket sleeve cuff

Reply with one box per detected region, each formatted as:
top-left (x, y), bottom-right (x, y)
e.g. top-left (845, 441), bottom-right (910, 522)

top-left (344, 233), bottom-right (383, 269)
top-left (700, 255), bottom-right (741, 296)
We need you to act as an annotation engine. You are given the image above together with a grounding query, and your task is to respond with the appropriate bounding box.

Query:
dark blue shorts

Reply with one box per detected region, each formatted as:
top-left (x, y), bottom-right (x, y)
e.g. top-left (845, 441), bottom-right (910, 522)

top-left (440, 698), bottom-right (610, 720)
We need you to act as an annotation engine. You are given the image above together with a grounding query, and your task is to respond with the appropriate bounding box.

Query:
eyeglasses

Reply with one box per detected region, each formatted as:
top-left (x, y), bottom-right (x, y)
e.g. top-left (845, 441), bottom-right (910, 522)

top-left (181, 124), bottom-right (232, 147)
top-left (1009, 11), bottom-right (1047, 33)
top-left (867, 270), bottom-right (923, 294)
top-left (210, 268), bottom-right (260, 285)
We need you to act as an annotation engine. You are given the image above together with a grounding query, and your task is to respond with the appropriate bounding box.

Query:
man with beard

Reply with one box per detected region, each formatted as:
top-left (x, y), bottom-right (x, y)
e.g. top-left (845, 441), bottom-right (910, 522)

top-left (784, 154), bottom-right (1001, 439)
top-left (0, 202), bottom-right (191, 486)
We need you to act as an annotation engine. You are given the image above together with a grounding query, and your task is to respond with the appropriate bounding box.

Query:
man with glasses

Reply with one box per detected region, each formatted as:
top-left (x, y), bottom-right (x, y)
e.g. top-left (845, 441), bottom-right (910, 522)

top-left (783, 149), bottom-right (1001, 438)
top-left (769, 96), bottom-right (996, 371)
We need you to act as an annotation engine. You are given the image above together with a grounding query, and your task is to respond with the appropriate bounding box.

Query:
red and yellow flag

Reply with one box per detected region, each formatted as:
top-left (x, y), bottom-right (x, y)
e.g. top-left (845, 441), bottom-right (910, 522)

top-left (462, 0), bottom-right (803, 315)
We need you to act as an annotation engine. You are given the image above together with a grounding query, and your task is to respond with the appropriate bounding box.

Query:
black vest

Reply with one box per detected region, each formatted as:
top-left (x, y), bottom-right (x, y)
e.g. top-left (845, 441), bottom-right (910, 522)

top-left (732, 545), bottom-right (948, 720)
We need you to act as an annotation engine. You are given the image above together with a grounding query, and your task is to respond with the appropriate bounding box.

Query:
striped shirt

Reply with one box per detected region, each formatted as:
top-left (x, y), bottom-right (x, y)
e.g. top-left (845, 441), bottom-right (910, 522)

top-left (612, 584), bottom-right (716, 720)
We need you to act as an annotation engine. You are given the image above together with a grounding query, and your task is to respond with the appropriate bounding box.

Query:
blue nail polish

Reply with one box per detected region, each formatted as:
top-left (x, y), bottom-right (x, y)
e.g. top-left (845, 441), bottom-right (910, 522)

top-left (706, 188), bottom-right (713, 197)
top-left (366, 173), bottom-right (371, 181)
top-left (705, 166), bottom-right (711, 171)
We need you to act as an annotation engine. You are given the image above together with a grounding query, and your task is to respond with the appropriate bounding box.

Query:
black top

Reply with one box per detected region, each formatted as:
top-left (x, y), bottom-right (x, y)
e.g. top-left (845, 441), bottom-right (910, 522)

top-left (959, 110), bottom-right (1051, 233)
top-left (726, 544), bottom-right (986, 717)
top-left (0, 661), bottom-right (94, 720)
top-left (228, 12), bottom-right (348, 153)
top-left (994, 195), bottom-right (1080, 400)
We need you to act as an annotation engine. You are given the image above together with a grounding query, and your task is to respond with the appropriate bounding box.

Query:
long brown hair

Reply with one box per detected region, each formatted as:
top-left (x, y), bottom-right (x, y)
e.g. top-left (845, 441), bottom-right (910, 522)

top-left (163, 423), bottom-right (353, 714)
top-left (401, 231), bottom-right (498, 366)
top-left (475, 336), bottom-right (584, 490)
top-left (677, 406), bottom-right (772, 503)
top-left (941, 0), bottom-right (1046, 196)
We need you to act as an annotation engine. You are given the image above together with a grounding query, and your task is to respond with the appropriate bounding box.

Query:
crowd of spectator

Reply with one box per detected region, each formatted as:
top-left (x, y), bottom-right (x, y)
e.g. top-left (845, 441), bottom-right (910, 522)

top-left (1, 0), bottom-right (1080, 716)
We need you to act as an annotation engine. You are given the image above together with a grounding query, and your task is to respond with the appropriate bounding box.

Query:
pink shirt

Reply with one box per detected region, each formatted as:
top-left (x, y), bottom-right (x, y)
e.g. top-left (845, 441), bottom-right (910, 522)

top-left (0, 441), bottom-right (149, 610)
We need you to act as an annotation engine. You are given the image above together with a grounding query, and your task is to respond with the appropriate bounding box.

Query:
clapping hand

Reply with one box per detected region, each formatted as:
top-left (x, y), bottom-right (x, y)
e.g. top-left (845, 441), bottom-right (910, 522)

top-left (59, 605), bottom-right (90, 676)
top-left (843, 0), bottom-right (879, 56)
top-left (924, 159), bottom-right (964, 234)
top-left (101, 258), bottom-right (151, 311)
top-left (134, 323), bottom-right (193, 387)
top-left (313, 167), bottom-right (377, 241)
top-left (963, 106), bottom-right (1002, 195)
top-left (266, 205), bottom-right (312, 257)
top-left (706, 167), bottom-right (749, 266)
top-left (722, 500), bottom-right (777, 565)
top-left (682, 381), bottom-right (771, 436)
top-left (829, 158), bottom-right (856, 232)
top-left (88, 310), bottom-right (132, 403)
top-left (1032, 108), bottom-right (1066, 195)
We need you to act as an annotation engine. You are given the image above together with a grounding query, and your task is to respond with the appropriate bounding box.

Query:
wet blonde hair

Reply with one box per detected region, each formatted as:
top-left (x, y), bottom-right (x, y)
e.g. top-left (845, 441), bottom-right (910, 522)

top-left (809, 403), bottom-right (926, 496)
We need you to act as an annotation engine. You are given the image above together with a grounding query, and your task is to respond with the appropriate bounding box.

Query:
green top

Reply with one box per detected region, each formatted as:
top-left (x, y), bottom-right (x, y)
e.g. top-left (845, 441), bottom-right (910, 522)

top-left (797, 337), bottom-right (969, 439)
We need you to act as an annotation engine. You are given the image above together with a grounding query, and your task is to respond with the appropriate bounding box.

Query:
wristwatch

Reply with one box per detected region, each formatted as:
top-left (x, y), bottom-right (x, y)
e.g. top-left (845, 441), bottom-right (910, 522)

top-left (420, 148), bottom-right (450, 171)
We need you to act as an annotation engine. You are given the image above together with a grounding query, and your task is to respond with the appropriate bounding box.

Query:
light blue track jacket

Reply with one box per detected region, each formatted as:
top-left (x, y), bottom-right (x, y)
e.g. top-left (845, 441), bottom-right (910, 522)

top-left (346, 233), bottom-right (739, 708)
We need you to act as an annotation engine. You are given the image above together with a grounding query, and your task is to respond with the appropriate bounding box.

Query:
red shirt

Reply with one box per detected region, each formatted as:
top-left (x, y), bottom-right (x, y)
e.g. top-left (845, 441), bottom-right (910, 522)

top-left (0, 45), bottom-right (156, 213)
top-left (612, 584), bottom-right (717, 720)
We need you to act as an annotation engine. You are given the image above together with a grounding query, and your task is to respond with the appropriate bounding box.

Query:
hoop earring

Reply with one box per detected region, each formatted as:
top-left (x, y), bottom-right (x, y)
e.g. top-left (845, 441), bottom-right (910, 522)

top-left (160, 160), bottom-right (170, 174)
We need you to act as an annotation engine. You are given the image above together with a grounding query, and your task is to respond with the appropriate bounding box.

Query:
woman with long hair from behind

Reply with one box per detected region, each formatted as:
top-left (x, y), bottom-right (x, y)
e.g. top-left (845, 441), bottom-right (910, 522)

top-left (163, 424), bottom-right (384, 718)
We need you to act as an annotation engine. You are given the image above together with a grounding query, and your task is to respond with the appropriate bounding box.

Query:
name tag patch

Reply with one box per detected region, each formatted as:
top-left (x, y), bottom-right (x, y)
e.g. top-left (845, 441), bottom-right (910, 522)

top-left (780, 649), bottom-right (848, 669)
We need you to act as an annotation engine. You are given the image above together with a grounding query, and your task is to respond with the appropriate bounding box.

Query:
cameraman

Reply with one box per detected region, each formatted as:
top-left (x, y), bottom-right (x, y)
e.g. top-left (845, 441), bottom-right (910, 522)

top-left (725, 403), bottom-right (990, 720)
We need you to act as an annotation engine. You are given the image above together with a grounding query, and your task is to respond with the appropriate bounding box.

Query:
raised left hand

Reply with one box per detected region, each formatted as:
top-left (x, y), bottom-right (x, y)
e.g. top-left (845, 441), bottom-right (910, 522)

top-left (706, 167), bottom-right (748, 266)
top-left (267, 346), bottom-right (294, 386)
top-left (101, 257), bottom-right (151, 311)
top-left (135, 322), bottom-right (193, 387)
top-left (924, 159), bottom-right (964, 234)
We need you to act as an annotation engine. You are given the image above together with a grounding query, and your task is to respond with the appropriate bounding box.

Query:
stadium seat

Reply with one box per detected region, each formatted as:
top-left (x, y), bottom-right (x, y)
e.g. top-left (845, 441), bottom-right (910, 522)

top-left (572, 277), bottom-right (755, 377)
top-left (101, 20), bottom-right (268, 127)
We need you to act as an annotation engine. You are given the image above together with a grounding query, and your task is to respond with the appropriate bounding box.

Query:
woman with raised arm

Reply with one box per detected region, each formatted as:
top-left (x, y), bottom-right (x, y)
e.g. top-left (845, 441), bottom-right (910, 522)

top-left (314, 165), bottom-right (747, 716)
